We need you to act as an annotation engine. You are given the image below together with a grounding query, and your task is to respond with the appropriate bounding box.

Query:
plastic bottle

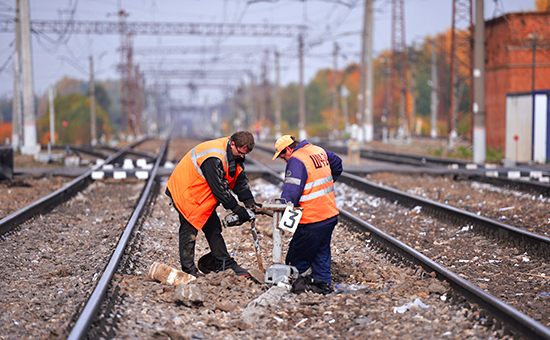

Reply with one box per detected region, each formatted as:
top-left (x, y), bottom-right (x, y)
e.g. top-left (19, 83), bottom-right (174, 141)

top-left (334, 283), bottom-right (371, 294)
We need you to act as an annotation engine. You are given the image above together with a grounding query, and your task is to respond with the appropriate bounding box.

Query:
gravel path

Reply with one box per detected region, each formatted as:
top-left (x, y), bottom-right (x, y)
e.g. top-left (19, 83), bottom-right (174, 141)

top-left (0, 176), bottom-right (71, 219)
top-left (0, 180), bottom-right (144, 340)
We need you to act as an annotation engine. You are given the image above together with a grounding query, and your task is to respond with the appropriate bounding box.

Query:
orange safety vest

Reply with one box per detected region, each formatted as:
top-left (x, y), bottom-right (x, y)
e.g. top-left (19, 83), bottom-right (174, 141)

top-left (291, 144), bottom-right (339, 224)
top-left (167, 137), bottom-right (242, 230)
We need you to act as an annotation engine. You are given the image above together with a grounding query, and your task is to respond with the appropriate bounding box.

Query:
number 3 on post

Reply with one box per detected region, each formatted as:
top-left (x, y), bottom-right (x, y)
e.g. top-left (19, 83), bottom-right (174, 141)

top-left (278, 206), bottom-right (302, 233)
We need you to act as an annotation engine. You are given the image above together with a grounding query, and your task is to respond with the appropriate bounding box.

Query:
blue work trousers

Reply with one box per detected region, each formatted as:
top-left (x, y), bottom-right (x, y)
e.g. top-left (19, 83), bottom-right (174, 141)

top-left (285, 217), bottom-right (337, 285)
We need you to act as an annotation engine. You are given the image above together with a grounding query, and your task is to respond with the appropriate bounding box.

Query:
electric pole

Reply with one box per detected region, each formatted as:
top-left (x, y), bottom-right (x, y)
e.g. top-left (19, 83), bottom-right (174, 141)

top-left (430, 39), bottom-right (438, 139)
top-left (20, 0), bottom-right (39, 155)
top-left (357, 0), bottom-right (368, 142)
top-left (410, 41), bottom-right (417, 138)
top-left (331, 42), bottom-right (339, 140)
top-left (48, 86), bottom-right (55, 146)
top-left (89, 56), bottom-right (97, 147)
top-left (298, 35), bottom-right (306, 141)
top-left (364, 0), bottom-right (374, 142)
top-left (275, 50), bottom-right (282, 139)
top-left (473, 0), bottom-right (486, 163)
top-left (11, 0), bottom-right (21, 151)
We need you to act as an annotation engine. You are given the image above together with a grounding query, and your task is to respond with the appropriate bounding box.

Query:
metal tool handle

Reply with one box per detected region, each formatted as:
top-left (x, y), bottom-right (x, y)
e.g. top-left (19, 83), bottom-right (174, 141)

top-left (250, 220), bottom-right (264, 272)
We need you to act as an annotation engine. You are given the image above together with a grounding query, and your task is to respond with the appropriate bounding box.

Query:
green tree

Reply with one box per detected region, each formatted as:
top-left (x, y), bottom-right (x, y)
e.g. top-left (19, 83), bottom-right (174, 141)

top-left (37, 93), bottom-right (113, 145)
top-left (281, 83), bottom-right (300, 129)
top-left (91, 84), bottom-right (112, 113)
top-left (306, 70), bottom-right (332, 125)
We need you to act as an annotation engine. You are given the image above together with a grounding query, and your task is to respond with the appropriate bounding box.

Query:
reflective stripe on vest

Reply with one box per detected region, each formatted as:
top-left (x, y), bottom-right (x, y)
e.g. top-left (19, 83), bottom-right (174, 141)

top-left (191, 146), bottom-right (228, 179)
top-left (167, 137), bottom-right (241, 230)
top-left (291, 144), bottom-right (339, 224)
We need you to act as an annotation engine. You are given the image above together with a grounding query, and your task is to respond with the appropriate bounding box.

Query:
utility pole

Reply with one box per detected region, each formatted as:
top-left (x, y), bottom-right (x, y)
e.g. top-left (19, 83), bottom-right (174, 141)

top-left (410, 41), bottom-right (417, 138)
top-left (11, 0), bottom-right (21, 151)
top-left (20, 0), bottom-right (39, 155)
top-left (364, 0), bottom-right (374, 142)
top-left (133, 65), bottom-right (142, 137)
top-left (48, 86), bottom-right (55, 146)
top-left (260, 49), bottom-right (269, 140)
top-left (437, 35), bottom-right (447, 134)
top-left (248, 72), bottom-right (256, 133)
top-left (472, 0), bottom-right (486, 163)
top-left (531, 32), bottom-right (537, 97)
top-left (89, 56), bottom-right (97, 147)
top-left (274, 50), bottom-right (282, 139)
top-left (430, 39), bottom-right (438, 139)
top-left (331, 42), bottom-right (339, 139)
top-left (298, 35), bottom-right (306, 140)
top-left (341, 84), bottom-right (349, 134)
top-left (118, 9), bottom-right (131, 138)
top-left (383, 57), bottom-right (390, 143)
top-left (357, 0), bottom-right (368, 142)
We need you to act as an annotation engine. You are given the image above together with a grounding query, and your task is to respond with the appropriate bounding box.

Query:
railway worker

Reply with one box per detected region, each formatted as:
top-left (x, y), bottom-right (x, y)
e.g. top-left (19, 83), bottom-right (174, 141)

top-left (166, 131), bottom-right (259, 278)
top-left (272, 135), bottom-right (343, 286)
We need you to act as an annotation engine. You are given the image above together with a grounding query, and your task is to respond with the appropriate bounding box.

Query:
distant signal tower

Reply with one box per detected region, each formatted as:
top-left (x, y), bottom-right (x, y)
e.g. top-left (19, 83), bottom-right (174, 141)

top-left (118, 9), bottom-right (140, 138)
top-left (390, 0), bottom-right (408, 139)
top-left (449, 0), bottom-right (473, 147)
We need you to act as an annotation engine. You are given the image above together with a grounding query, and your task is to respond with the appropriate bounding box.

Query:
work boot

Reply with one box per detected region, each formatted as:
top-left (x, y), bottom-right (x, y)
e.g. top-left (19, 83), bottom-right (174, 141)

top-left (215, 258), bottom-right (249, 277)
top-left (231, 265), bottom-right (250, 277)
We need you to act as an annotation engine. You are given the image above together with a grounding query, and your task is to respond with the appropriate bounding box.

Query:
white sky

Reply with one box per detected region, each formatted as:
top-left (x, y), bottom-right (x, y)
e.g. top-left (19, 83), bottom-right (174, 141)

top-left (0, 0), bottom-right (533, 104)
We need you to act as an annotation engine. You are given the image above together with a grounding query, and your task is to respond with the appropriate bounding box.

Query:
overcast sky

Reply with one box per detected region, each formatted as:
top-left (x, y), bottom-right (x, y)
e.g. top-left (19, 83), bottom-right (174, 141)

top-left (0, 0), bottom-right (533, 104)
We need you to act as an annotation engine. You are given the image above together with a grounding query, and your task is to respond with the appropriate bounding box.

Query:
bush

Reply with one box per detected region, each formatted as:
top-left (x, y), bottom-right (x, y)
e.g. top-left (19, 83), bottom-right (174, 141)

top-left (449, 146), bottom-right (472, 160)
top-left (486, 147), bottom-right (505, 163)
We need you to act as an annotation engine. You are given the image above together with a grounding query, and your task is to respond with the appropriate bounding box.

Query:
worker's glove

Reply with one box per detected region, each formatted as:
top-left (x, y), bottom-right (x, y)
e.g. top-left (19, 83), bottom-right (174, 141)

top-left (234, 205), bottom-right (255, 223)
top-left (246, 201), bottom-right (263, 212)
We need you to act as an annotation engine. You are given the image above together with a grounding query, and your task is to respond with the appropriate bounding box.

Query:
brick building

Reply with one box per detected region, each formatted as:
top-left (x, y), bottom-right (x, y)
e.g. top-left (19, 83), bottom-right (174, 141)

top-left (485, 12), bottom-right (550, 152)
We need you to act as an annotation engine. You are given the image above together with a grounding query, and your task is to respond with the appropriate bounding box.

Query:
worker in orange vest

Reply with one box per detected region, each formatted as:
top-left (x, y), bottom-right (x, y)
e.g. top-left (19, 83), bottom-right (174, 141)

top-left (166, 131), bottom-right (258, 277)
top-left (272, 135), bottom-right (342, 285)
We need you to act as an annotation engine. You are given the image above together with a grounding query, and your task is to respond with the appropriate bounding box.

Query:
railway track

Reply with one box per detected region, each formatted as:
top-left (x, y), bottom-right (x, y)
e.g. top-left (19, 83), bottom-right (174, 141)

top-left (0, 138), bottom-right (165, 339)
top-left (1, 138), bottom-right (549, 339)
top-left (319, 143), bottom-right (550, 196)
top-left (248, 154), bottom-right (550, 339)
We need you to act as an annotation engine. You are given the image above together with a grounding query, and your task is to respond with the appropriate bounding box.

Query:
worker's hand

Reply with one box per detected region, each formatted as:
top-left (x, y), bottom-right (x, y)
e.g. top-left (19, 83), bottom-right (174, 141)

top-left (234, 205), bottom-right (254, 223)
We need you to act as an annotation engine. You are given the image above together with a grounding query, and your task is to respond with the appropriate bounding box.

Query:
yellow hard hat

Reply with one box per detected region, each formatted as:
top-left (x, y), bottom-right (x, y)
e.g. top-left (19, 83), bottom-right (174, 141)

top-left (272, 135), bottom-right (296, 160)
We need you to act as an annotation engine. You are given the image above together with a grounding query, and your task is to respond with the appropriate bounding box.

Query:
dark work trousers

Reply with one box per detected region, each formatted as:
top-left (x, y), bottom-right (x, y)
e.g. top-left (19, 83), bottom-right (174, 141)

top-left (178, 209), bottom-right (237, 276)
top-left (285, 217), bottom-right (338, 285)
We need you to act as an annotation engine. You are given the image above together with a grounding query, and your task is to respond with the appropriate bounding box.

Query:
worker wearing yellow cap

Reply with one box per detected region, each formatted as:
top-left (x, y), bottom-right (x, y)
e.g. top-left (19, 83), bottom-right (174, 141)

top-left (272, 135), bottom-right (343, 286)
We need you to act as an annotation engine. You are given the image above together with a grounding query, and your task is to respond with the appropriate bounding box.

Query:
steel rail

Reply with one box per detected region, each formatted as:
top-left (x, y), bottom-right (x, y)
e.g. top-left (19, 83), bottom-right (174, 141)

top-left (67, 137), bottom-right (169, 340)
top-left (98, 145), bottom-right (157, 162)
top-left (322, 143), bottom-right (550, 193)
top-left (254, 142), bottom-right (550, 196)
top-left (321, 143), bottom-right (472, 168)
top-left (0, 138), bottom-right (148, 235)
top-left (340, 172), bottom-right (550, 256)
top-left (49, 145), bottom-right (112, 159)
top-left (245, 157), bottom-right (284, 184)
top-left (463, 173), bottom-right (550, 197)
top-left (339, 210), bottom-right (550, 340)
